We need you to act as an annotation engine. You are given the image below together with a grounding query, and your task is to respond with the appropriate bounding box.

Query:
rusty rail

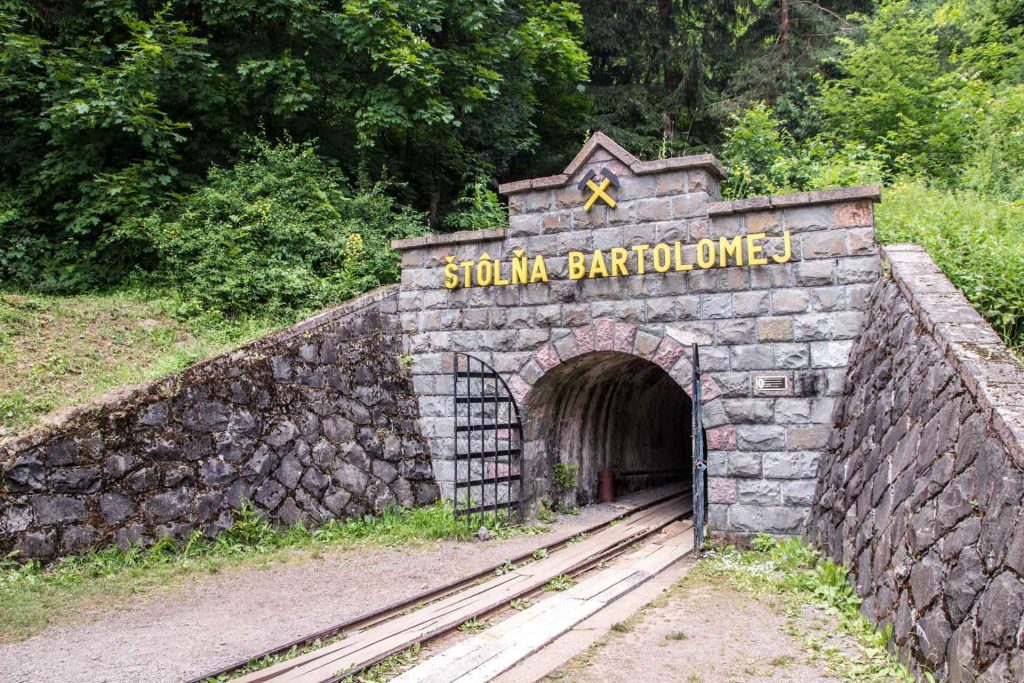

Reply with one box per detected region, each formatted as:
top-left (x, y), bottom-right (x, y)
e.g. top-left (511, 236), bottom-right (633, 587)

top-left (188, 486), bottom-right (690, 683)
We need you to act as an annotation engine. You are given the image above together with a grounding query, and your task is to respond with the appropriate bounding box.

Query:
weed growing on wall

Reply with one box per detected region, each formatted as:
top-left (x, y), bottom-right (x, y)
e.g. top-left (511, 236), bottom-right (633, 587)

top-left (696, 535), bottom-right (921, 683)
top-left (0, 501), bottom-right (545, 642)
top-left (552, 462), bottom-right (580, 491)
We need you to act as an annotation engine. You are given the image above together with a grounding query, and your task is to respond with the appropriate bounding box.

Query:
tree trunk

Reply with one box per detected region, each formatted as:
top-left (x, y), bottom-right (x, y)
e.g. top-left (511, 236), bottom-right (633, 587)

top-left (780, 0), bottom-right (791, 64)
top-left (657, 0), bottom-right (679, 141)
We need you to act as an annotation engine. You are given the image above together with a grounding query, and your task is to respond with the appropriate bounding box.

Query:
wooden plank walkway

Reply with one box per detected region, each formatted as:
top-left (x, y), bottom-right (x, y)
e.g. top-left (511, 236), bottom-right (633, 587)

top-left (390, 520), bottom-right (695, 683)
top-left (235, 495), bottom-right (691, 683)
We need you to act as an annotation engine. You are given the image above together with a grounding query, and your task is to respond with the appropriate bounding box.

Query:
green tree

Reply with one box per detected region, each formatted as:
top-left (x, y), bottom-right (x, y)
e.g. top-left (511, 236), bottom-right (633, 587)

top-left (577, 0), bottom-right (753, 158)
top-left (815, 1), bottom-right (1005, 181)
top-left (0, 0), bottom-right (590, 290)
top-left (722, 0), bottom-right (873, 133)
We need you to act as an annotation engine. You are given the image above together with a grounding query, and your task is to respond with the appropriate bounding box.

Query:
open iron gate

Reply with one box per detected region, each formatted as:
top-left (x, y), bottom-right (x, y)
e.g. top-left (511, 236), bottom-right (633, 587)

top-left (692, 344), bottom-right (708, 552)
top-left (453, 353), bottom-right (524, 525)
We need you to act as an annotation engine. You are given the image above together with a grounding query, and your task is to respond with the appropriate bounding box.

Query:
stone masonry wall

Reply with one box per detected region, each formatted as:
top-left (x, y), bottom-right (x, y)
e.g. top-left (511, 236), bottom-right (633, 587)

top-left (393, 132), bottom-right (882, 536)
top-left (0, 286), bottom-right (437, 561)
top-left (808, 245), bottom-right (1024, 681)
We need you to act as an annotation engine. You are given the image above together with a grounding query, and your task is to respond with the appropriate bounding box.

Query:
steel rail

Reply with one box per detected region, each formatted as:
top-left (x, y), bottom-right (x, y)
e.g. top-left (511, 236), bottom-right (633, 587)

top-left (188, 487), bottom-right (691, 683)
top-left (320, 493), bottom-right (693, 683)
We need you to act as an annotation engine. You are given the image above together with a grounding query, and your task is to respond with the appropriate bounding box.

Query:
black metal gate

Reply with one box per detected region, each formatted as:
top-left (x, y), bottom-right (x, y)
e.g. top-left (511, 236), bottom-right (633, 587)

top-left (453, 353), bottom-right (525, 525)
top-left (692, 344), bottom-right (708, 551)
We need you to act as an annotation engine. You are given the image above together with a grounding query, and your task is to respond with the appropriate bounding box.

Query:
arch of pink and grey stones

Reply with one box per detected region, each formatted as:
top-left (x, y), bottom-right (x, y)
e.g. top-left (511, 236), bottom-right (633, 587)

top-left (506, 318), bottom-right (736, 451)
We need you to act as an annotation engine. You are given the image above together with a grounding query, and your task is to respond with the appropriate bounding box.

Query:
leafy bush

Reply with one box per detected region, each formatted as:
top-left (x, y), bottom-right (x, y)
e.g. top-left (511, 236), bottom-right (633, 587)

top-left (719, 103), bottom-right (1024, 357)
top-left (440, 175), bottom-right (507, 231)
top-left (123, 139), bottom-right (428, 317)
top-left (0, 190), bottom-right (47, 287)
top-left (876, 182), bottom-right (1024, 353)
top-left (965, 85), bottom-right (1024, 200)
top-left (720, 103), bottom-right (882, 200)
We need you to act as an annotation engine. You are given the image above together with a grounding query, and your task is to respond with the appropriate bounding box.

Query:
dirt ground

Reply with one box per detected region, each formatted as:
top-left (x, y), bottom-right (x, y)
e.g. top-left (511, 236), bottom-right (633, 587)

top-left (548, 579), bottom-right (841, 683)
top-left (0, 499), bottom-right (645, 683)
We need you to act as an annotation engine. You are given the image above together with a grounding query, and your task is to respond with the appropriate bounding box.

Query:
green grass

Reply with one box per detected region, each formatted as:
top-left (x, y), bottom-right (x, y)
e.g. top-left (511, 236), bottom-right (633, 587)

top-left (695, 534), bottom-right (920, 683)
top-left (337, 643), bottom-right (422, 682)
top-left (457, 616), bottom-right (490, 634)
top-left (0, 500), bottom-right (544, 643)
top-left (877, 181), bottom-right (1024, 356)
top-left (0, 290), bottom-right (285, 437)
top-left (542, 574), bottom-right (575, 592)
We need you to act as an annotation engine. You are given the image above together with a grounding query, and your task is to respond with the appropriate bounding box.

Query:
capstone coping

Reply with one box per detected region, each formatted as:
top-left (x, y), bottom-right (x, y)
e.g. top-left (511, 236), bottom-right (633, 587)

top-left (497, 131), bottom-right (727, 196)
top-left (707, 186), bottom-right (882, 216)
top-left (881, 244), bottom-right (1024, 465)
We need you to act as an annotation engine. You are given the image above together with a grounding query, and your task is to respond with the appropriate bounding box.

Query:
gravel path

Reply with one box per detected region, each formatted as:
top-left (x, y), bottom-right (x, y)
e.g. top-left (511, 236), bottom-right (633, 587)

top-left (0, 491), bottom-right (670, 683)
top-left (550, 578), bottom-right (839, 683)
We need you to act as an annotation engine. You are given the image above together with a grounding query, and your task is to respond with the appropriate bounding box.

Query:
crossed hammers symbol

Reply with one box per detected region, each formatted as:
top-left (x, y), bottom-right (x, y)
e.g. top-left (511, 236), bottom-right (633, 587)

top-left (579, 168), bottom-right (620, 211)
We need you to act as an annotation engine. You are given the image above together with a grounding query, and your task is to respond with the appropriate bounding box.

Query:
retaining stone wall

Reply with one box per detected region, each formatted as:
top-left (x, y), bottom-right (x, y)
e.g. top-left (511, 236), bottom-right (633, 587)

top-left (808, 246), bottom-right (1024, 681)
top-left (393, 133), bottom-right (882, 536)
top-left (0, 287), bottom-right (437, 561)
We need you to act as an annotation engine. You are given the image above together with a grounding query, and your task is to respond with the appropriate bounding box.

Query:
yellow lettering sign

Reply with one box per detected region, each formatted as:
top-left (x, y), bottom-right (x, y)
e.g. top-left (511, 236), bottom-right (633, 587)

top-left (610, 247), bottom-right (629, 276)
top-left (653, 243), bottom-right (671, 273)
top-left (512, 250), bottom-right (529, 284)
top-left (719, 236), bottom-right (744, 268)
top-left (439, 231), bottom-right (794, 288)
top-left (746, 233), bottom-right (768, 266)
top-left (530, 255), bottom-right (549, 283)
top-left (696, 239), bottom-right (716, 269)
top-left (444, 257), bottom-right (458, 289)
top-left (589, 249), bottom-right (609, 278)
top-left (568, 251), bottom-right (586, 280)
top-left (772, 231), bottom-right (792, 264)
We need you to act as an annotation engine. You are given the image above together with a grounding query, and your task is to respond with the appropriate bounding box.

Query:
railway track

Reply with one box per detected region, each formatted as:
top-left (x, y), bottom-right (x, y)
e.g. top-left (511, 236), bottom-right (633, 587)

top-left (191, 488), bottom-right (692, 683)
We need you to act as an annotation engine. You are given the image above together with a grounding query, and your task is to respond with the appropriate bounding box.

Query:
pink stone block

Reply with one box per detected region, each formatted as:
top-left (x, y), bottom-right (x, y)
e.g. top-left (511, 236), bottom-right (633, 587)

top-left (613, 323), bottom-right (637, 353)
top-left (708, 477), bottom-right (737, 505)
top-left (534, 343), bottom-right (560, 372)
top-left (707, 426), bottom-right (737, 451)
top-left (833, 201), bottom-right (873, 228)
top-left (574, 325), bottom-right (595, 355)
top-left (594, 318), bottom-right (615, 351)
top-left (508, 374), bottom-right (530, 405)
top-left (652, 338), bottom-right (685, 371)
top-left (701, 376), bottom-right (723, 403)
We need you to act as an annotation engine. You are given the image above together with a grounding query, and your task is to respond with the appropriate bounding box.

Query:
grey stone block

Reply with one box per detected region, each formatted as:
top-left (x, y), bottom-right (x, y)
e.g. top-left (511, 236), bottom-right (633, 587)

top-left (795, 260), bottom-right (834, 287)
top-left (733, 291), bottom-right (770, 317)
top-left (810, 340), bottom-right (854, 368)
top-left (737, 425), bottom-right (787, 451)
top-left (780, 479), bottom-right (817, 505)
top-left (737, 479), bottom-right (781, 505)
top-left (723, 399), bottom-right (775, 424)
top-left (762, 451), bottom-right (819, 479)
top-left (730, 345), bottom-right (774, 370)
top-left (144, 490), bottom-right (192, 524)
top-left (727, 452), bottom-right (763, 478)
top-left (32, 495), bottom-right (87, 525)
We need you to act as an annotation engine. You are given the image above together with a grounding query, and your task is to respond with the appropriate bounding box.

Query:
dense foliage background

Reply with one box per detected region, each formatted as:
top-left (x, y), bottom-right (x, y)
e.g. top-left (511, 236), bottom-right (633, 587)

top-left (0, 0), bottom-right (1021, 353)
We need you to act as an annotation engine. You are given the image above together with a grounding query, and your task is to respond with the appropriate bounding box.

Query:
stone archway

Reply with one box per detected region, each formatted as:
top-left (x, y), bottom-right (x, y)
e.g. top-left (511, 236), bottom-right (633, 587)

top-left (507, 319), bottom-right (724, 509)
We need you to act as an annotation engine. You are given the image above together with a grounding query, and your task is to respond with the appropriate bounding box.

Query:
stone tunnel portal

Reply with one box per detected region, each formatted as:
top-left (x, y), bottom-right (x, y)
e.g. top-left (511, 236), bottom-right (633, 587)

top-left (523, 351), bottom-right (693, 507)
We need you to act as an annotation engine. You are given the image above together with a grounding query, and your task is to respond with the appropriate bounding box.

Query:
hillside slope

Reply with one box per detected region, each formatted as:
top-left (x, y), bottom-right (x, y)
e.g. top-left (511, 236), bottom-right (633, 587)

top-left (0, 293), bottom-right (277, 438)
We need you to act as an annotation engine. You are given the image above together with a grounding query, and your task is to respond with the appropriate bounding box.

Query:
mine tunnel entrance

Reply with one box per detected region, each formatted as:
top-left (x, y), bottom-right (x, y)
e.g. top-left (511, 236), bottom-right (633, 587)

top-left (524, 351), bottom-right (693, 507)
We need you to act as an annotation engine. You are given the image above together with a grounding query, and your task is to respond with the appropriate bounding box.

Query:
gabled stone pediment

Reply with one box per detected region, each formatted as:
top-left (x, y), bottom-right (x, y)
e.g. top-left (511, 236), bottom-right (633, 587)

top-left (498, 131), bottom-right (727, 197)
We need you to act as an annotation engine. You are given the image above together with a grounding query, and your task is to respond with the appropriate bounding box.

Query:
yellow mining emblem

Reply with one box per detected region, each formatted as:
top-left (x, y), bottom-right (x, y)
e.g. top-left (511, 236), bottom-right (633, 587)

top-left (579, 167), bottom-right (619, 211)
